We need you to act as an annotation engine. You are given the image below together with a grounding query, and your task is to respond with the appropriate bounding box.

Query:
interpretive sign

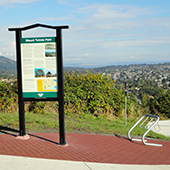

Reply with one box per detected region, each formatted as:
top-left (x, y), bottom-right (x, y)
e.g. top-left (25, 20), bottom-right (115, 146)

top-left (21, 37), bottom-right (57, 99)
top-left (9, 23), bottom-right (69, 145)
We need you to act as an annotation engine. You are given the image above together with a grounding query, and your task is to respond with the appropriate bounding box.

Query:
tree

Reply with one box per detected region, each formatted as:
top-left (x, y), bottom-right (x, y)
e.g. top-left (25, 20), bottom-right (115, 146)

top-left (35, 69), bottom-right (45, 77)
top-left (141, 93), bottom-right (149, 108)
top-left (148, 89), bottom-right (170, 117)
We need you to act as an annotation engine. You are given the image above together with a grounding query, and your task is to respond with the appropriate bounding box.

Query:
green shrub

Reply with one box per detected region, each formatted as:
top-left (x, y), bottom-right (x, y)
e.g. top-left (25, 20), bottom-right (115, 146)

top-left (64, 71), bottom-right (126, 116)
top-left (0, 81), bottom-right (18, 112)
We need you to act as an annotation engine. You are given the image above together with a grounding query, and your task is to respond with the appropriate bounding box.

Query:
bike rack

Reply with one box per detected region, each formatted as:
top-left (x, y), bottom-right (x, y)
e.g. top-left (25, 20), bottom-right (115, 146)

top-left (127, 114), bottom-right (162, 147)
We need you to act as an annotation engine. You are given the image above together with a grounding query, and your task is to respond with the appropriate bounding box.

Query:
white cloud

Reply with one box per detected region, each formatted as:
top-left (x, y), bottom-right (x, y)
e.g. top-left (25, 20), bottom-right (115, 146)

top-left (80, 63), bottom-right (98, 67)
top-left (0, 0), bottom-right (40, 6)
top-left (56, 0), bottom-right (70, 5)
top-left (0, 26), bottom-right (16, 59)
top-left (56, 0), bottom-right (83, 6)
top-left (73, 3), bottom-right (170, 36)
top-left (84, 53), bottom-right (89, 57)
top-left (65, 53), bottom-right (89, 61)
top-left (66, 58), bottom-right (83, 61)
top-left (102, 37), bottom-right (170, 48)
top-left (130, 56), bottom-right (144, 59)
top-left (77, 4), bottom-right (153, 21)
top-left (1, 42), bottom-right (16, 60)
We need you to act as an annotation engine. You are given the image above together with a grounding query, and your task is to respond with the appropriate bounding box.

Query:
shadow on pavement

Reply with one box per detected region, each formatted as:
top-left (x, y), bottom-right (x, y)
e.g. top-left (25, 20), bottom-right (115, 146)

top-left (0, 126), bottom-right (59, 145)
top-left (0, 125), bottom-right (19, 137)
top-left (28, 133), bottom-right (59, 145)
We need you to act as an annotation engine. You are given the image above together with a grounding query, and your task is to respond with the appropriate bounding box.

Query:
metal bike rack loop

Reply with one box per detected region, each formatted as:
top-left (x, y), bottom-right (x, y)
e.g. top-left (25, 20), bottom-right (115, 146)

top-left (127, 114), bottom-right (162, 147)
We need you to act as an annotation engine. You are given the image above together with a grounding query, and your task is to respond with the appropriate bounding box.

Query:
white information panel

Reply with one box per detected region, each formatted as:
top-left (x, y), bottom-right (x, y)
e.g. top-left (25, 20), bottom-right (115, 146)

top-left (21, 37), bottom-right (57, 98)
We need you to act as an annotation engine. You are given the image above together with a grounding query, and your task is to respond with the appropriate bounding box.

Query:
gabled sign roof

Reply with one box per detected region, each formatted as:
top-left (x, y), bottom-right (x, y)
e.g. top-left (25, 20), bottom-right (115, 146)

top-left (8, 23), bottom-right (69, 31)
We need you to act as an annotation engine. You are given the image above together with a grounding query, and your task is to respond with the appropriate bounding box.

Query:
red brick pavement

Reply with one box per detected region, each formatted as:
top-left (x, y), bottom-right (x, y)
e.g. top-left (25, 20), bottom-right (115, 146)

top-left (0, 133), bottom-right (170, 165)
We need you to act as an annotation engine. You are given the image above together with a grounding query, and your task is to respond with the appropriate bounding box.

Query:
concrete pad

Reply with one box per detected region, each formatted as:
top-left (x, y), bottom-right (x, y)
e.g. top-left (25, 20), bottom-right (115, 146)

top-left (86, 162), bottom-right (170, 170)
top-left (16, 134), bottom-right (30, 140)
top-left (0, 155), bottom-right (170, 170)
top-left (151, 120), bottom-right (170, 137)
top-left (0, 155), bottom-right (89, 170)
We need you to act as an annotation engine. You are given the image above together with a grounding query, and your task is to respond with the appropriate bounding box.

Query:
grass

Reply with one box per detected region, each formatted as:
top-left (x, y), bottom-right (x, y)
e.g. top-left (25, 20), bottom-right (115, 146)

top-left (0, 111), bottom-right (169, 141)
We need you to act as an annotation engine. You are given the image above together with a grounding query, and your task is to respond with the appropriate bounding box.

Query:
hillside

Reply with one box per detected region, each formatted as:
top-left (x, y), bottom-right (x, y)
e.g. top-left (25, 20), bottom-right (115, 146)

top-left (0, 56), bottom-right (16, 78)
top-left (0, 56), bottom-right (16, 71)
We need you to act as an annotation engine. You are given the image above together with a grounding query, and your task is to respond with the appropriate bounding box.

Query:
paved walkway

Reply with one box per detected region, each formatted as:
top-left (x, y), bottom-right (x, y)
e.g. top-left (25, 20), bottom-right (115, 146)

top-left (151, 120), bottom-right (170, 137)
top-left (0, 120), bottom-right (170, 169)
top-left (1, 155), bottom-right (170, 170)
top-left (0, 131), bottom-right (170, 169)
top-left (0, 132), bottom-right (170, 164)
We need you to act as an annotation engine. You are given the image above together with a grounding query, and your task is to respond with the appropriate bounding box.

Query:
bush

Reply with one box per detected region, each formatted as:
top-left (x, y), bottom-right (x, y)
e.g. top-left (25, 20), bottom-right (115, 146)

top-left (148, 89), bottom-right (170, 117)
top-left (0, 81), bottom-right (18, 112)
top-left (64, 71), bottom-right (126, 116)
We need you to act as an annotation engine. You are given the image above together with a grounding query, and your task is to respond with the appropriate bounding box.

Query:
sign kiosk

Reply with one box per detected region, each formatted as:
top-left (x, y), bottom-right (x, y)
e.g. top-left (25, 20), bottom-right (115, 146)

top-left (8, 23), bottom-right (69, 145)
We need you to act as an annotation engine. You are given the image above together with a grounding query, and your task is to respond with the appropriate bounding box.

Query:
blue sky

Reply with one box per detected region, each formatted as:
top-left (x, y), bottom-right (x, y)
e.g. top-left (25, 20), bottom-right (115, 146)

top-left (1, 0), bottom-right (170, 67)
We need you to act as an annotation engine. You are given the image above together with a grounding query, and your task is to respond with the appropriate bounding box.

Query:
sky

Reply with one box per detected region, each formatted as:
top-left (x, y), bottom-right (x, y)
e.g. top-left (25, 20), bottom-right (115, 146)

top-left (1, 0), bottom-right (170, 67)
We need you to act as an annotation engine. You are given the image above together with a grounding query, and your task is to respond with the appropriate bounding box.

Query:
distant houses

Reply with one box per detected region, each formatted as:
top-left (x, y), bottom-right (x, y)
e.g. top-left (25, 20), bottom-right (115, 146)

top-left (0, 78), bottom-right (17, 83)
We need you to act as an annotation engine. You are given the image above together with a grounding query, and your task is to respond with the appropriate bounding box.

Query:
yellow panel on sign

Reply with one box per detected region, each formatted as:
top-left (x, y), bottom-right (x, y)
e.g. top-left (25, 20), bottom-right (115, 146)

top-left (37, 79), bottom-right (57, 92)
top-left (37, 79), bottom-right (43, 91)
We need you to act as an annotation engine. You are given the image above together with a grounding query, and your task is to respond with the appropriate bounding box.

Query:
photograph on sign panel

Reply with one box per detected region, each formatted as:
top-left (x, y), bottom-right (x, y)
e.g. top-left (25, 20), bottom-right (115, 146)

top-left (46, 69), bottom-right (57, 77)
top-left (45, 43), bottom-right (56, 57)
top-left (34, 68), bottom-right (45, 78)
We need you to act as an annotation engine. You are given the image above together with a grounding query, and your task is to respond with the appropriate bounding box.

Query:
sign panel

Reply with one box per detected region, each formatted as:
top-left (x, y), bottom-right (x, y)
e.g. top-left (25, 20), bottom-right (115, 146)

top-left (21, 37), bottom-right (57, 99)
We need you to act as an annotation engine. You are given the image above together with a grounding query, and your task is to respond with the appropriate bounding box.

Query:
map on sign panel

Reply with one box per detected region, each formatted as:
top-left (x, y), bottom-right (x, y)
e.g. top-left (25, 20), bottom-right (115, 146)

top-left (43, 79), bottom-right (57, 90)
